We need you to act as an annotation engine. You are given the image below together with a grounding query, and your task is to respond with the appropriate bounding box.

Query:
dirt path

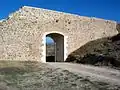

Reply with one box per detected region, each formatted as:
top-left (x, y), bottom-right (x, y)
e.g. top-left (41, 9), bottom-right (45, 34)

top-left (47, 62), bottom-right (120, 86)
top-left (0, 61), bottom-right (120, 89)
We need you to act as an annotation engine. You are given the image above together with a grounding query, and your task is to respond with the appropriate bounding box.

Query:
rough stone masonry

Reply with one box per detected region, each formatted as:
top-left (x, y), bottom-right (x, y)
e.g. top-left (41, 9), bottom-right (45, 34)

top-left (0, 6), bottom-right (118, 62)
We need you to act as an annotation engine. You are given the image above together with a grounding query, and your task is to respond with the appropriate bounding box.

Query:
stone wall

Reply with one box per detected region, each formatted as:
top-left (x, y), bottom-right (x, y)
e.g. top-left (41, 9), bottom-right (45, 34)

top-left (0, 6), bottom-right (118, 62)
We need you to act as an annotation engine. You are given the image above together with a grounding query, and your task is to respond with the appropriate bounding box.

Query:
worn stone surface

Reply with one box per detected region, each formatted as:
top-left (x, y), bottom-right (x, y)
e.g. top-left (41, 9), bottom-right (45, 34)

top-left (0, 6), bottom-right (118, 61)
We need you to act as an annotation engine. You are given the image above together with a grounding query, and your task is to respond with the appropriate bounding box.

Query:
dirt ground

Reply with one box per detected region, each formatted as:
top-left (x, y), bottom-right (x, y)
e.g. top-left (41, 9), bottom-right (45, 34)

top-left (0, 61), bottom-right (120, 90)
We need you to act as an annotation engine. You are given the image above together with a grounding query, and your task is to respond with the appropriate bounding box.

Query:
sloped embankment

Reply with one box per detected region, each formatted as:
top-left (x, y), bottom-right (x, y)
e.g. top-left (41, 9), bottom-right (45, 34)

top-left (66, 32), bottom-right (120, 68)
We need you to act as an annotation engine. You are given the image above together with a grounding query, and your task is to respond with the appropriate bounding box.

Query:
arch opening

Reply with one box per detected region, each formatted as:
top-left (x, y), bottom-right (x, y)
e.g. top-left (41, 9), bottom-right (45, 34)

top-left (46, 36), bottom-right (55, 62)
top-left (45, 33), bottom-right (64, 62)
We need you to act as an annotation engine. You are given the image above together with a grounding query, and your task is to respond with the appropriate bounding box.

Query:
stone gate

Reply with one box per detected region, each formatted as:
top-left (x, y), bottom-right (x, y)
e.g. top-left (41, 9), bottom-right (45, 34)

top-left (0, 6), bottom-right (118, 62)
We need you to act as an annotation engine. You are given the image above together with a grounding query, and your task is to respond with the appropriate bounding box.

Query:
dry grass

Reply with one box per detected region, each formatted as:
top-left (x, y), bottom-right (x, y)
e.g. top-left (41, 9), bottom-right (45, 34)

top-left (0, 61), bottom-right (119, 90)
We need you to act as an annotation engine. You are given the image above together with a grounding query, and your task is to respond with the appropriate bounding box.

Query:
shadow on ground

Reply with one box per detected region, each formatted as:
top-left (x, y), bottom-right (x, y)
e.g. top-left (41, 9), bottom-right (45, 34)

top-left (46, 56), bottom-right (55, 62)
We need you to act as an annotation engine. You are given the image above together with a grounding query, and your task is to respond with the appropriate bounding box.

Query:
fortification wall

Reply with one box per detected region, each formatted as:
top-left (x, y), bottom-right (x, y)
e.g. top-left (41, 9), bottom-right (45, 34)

top-left (0, 6), bottom-right (118, 61)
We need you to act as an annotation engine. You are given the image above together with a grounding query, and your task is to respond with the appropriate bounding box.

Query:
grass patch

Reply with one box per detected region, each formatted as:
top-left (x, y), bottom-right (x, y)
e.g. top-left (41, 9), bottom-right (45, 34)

top-left (0, 61), bottom-right (119, 90)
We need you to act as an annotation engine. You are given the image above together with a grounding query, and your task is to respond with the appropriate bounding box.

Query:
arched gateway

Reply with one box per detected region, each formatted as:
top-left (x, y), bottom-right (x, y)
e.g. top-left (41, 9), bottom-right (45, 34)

top-left (42, 31), bottom-right (68, 63)
top-left (0, 6), bottom-right (118, 62)
top-left (46, 33), bottom-right (64, 62)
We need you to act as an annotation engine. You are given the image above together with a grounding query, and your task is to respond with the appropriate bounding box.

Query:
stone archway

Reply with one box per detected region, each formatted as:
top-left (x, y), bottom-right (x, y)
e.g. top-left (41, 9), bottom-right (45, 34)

top-left (46, 33), bottom-right (64, 62)
top-left (41, 31), bottom-right (68, 63)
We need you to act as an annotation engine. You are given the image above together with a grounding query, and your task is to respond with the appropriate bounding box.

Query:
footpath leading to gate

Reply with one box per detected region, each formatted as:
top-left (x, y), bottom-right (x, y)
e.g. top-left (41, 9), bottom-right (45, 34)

top-left (47, 62), bottom-right (120, 86)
